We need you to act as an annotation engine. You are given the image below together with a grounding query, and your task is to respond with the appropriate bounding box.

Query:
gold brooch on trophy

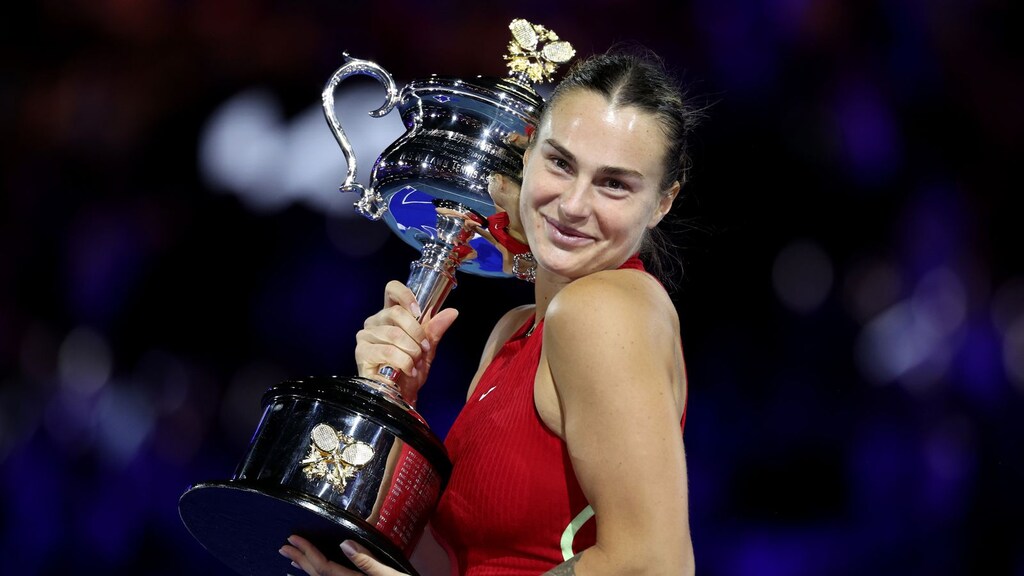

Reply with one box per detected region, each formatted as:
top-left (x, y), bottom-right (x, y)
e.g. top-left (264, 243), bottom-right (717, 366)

top-left (301, 423), bottom-right (376, 491)
top-left (504, 18), bottom-right (576, 84)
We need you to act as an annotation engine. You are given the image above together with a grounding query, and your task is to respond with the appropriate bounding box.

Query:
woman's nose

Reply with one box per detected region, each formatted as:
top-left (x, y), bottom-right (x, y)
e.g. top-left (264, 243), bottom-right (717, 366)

top-left (557, 182), bottom-right (591, 221)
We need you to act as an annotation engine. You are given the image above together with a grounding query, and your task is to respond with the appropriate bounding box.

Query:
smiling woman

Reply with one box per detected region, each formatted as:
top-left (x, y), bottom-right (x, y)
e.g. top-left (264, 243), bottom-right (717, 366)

top-left (519, 89), bottom-right (679, 282)
top-left (280, 48), bottom-right (701, 576)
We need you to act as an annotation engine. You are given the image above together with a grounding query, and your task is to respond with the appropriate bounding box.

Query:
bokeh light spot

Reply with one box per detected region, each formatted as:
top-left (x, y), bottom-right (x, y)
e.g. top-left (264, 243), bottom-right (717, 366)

top-left (772, 239), bottom-right (834, 314)
top-left (855, 267), bottom-right (966, 389)
top-left (94, 383), bottom-right (156, 465)
top-left (198, 84), bottom-right (404, 217)
top-left (58, 326), bottom-right (113, 396)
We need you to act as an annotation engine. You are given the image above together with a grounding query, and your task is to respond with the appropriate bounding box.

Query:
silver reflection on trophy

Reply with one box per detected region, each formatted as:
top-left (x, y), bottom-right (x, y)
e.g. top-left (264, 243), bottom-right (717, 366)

top-left (178, 19), bottom-right (574, 576)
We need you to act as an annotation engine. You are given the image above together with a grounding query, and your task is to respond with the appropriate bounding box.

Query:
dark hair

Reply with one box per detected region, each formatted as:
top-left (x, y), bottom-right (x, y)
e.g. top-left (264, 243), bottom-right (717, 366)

top-left (541, 47), bottom-right (702, 287)
top-left (544, 47), bottom-right (698, 190)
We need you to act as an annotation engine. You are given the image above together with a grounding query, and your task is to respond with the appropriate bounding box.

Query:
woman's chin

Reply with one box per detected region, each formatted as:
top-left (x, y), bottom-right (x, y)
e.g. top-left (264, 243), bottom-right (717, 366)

top-left (535, 253), bottom-right (597, 281)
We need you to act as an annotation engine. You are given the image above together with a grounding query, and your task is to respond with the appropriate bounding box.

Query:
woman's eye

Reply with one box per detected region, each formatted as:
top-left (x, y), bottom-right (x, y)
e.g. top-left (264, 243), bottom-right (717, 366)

top-left (550, 157), bottom-right (570, 171)
top-left (604, 179), bottom-right (628, 192)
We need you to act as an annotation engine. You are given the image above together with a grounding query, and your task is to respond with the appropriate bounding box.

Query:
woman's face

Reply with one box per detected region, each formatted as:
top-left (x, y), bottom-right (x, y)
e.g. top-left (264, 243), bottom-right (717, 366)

top-left (519, 89), bottom-right (679, 281)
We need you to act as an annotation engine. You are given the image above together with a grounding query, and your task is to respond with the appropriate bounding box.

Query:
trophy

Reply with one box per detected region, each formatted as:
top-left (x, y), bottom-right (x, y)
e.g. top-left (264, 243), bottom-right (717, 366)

top-left (178, 20), bottom-right (574, 576)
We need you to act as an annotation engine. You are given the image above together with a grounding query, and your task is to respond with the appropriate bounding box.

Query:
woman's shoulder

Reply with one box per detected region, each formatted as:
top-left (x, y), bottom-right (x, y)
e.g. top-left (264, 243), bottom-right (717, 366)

top-left (542, 268), bottom-right (684, 406)
top-left (550, 267), bottom-right (675, 322)
top-left (545, 268), bottom-right (679, 362)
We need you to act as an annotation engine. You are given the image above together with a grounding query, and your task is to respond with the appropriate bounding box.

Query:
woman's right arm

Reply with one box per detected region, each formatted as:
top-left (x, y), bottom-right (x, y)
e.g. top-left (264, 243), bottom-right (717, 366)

top-left (354, 280), bottom-right (459, 406)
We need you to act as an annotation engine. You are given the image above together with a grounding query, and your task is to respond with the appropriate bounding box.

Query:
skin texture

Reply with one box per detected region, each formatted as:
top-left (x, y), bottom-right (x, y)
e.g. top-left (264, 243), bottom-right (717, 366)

top-left (520, 90), bottom-right (678, 289)
top-left (280, 89), bottom-right (694, 576)
top-left (542, 551), bottom-right (583, 575)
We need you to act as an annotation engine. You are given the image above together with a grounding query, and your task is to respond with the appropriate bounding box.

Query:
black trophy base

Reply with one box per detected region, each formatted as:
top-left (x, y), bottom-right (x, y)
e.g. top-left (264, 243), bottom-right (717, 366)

top-left (179, 480), bottom-right (419, 576)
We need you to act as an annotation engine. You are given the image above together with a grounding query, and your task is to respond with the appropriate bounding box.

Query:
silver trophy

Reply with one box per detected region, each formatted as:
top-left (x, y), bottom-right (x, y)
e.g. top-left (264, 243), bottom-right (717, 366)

top-left (179, 19), bottom-right (574, 576)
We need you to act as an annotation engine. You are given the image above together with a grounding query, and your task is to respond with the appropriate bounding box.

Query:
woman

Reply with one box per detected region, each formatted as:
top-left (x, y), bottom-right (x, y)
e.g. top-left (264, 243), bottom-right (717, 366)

top-left (281, 48), bottom-right (699, 576)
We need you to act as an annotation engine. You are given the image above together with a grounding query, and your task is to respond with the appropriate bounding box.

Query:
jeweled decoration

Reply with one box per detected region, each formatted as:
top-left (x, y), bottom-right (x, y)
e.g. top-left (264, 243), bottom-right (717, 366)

top-left (301, 423), bottom-right (376, 491)
top-left (504, 18), bottom-right (576, 84)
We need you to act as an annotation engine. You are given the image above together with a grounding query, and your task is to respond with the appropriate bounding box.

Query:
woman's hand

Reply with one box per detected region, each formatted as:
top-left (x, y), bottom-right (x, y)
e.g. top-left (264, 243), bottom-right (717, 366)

top-left (481, 130), bottom-right (531, 277)
top-left (492, 131), bottom-right (529, 245)
top-left (491, 130), bottom-right (532, 243)
top-left (354, 280), bottom-right (458, 405)
top-left (279, 535), bottom-right (408, 576)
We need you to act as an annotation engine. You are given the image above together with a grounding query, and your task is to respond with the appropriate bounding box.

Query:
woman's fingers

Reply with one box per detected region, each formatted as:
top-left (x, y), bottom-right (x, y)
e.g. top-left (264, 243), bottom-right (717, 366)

top-left (383, 280), bottom-right (421, 318)
top-left (488, 174), bottom-right (527, 245)
top-left (357, 282), bottom-right (431, 381)
top-left (280, 535), bottom-right (362, 576)
top-left (340, 539), bottom-right (409, 575)
top-left (487, 173), bottom-right (517, 211)
top-left (506, 130), bottom-right (531, 151)
top-left (354, 283), bottom-right (458, 387)
top-left (390, 307), bottom-right (459, 399)
top-left (361, 310), bottom-right (428, 357)
top-left (425, 308), bottom-right (459, 347)
top-left (355, 335), bottom-right (421, 380)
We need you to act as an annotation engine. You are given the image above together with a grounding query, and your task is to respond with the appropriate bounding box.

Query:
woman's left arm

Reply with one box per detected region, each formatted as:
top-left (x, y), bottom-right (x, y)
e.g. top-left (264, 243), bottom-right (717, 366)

top-left (543, 271), bottom-right (693, 576)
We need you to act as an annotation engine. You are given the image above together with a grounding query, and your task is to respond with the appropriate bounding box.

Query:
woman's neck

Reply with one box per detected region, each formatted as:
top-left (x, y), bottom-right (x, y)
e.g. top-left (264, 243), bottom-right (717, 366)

top-left (532, 269), bottom-right (573, 325)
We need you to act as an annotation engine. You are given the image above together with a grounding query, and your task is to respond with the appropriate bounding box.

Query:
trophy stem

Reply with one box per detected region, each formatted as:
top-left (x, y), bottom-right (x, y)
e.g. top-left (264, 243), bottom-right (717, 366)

top-left (409, 201), bottom-right (486, 316)
top-left (378, 199), bottom-right (486, 384)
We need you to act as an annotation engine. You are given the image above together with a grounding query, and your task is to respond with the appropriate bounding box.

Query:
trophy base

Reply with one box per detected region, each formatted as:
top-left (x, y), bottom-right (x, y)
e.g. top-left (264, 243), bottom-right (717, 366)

top-left (179, 480), bottom-right (420, 576)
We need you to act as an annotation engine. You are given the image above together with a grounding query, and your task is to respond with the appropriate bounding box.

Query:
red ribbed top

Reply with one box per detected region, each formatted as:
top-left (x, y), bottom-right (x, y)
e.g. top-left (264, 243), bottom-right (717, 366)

top-left (430, 256), bottom-right (685, 575)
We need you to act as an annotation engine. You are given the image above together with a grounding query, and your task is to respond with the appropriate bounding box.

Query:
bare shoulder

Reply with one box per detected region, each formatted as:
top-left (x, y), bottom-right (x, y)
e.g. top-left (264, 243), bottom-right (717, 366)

top-left (548, 268), bottom-right (678, 333)
top-left (544, 269), bottom-right (684, 411)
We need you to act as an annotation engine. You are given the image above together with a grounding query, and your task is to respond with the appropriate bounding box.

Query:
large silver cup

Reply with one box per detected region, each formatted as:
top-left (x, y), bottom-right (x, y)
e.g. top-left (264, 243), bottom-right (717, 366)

top-left (179, 19), bottom-right (573, 575)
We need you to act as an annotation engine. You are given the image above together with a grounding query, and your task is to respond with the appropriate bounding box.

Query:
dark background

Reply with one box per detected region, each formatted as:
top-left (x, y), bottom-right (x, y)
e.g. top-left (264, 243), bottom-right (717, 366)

top-left (2, 1), bottom-right (1022, 574)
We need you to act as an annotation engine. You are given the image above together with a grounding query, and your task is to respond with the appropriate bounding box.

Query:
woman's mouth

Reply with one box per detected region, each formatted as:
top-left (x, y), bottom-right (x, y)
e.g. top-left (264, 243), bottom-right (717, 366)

top-left (544, 217), bottom-right (594, 247)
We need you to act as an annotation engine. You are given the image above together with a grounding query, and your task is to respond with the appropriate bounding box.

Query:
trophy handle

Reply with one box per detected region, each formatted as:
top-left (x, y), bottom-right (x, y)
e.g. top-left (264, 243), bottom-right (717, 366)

top-left (321, 54), bottom-right (400, 220)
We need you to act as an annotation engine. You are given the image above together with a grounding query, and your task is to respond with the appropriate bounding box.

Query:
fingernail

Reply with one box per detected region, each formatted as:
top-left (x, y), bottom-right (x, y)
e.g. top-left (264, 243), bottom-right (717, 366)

top-left (341, 540), bottom-right (356, 557)
top-left (278, 547), bottom-right (289, 558)
top-left (421, 339), bottom-right (431, 352)
top-left (292, 562), bottom-right (301, 569)
top-left (410, 301), bottom-right (422, 319)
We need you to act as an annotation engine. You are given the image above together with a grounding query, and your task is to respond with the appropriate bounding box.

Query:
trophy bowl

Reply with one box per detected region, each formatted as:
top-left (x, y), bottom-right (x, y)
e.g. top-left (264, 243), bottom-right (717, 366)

top-left (365, 72), bottom-right (544, 278)
top-left (179, 19), bottom-right (574, 575)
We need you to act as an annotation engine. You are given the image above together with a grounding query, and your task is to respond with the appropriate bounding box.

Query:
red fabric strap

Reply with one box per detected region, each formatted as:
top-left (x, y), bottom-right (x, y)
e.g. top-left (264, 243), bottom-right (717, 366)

top-left (485, 211), bottom-right (530, 255)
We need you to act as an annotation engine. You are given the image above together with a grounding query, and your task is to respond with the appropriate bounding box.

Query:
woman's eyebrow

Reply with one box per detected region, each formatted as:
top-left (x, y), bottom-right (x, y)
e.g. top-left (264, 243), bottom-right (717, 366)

top-left (544, 138), bottom-right (646, 181)
top-left (544, 138), bottom-right (576, 163)
top-left (597, 165), bottom-right (645, 182)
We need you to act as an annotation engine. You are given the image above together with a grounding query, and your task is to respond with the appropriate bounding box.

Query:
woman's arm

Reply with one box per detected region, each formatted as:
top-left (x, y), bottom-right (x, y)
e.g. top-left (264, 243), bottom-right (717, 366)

top-left (354, 280), bottom-right (459, 405)
top-left (543, 270), bottom-right (693, 576)
top-left (283, 301), bottom-right (536, 576)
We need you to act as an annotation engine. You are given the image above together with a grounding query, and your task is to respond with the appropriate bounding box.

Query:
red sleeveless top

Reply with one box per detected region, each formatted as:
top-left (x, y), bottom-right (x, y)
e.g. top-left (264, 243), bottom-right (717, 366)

top-left (430, 256), bottom-right (686, 575)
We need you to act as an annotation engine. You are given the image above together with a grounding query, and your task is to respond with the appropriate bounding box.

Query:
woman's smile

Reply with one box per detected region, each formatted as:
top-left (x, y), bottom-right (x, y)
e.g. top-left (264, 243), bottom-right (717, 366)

top-left (519, 89), bottom-right (677, 281)
top-left (543, 215), bottom-right (595, 248)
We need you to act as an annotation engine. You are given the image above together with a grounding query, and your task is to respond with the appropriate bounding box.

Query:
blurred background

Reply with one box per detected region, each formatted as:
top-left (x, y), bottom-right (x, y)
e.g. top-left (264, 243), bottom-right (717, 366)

top-left (2, 1), bottom-right (1022, 574)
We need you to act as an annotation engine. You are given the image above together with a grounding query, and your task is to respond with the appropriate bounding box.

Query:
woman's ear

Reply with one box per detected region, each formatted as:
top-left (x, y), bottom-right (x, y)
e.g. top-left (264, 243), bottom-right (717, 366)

top-left (648, 181), bottom-right (681, 228)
